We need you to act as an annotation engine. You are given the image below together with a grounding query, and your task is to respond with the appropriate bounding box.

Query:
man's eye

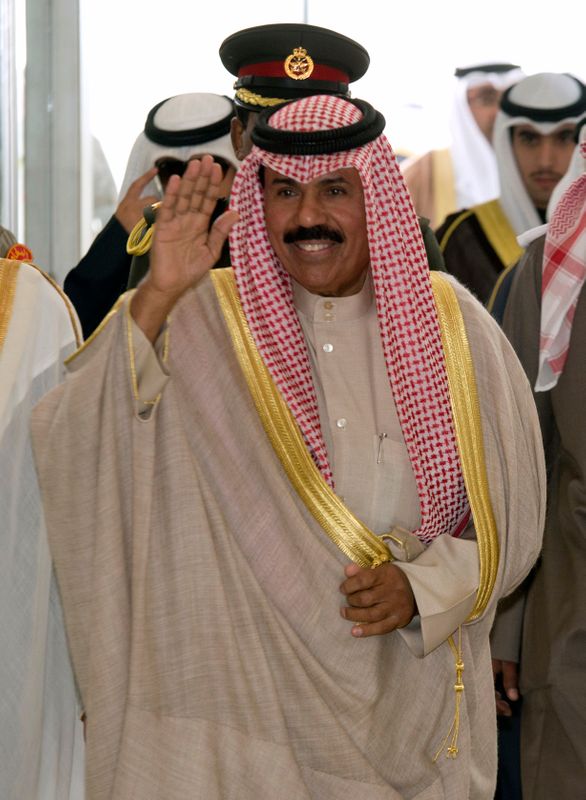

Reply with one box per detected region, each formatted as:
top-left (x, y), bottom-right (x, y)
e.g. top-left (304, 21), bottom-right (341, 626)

top-left (557, 130), bottom-right (575, 144)
top-left (519, 133), bottom-right (539, 145)
top-left (477, 91), bottom-right (498, 107)
top-left (277, 188), bottom-right (296, 197)
top-left (328, 186), bottom-right (346, 196)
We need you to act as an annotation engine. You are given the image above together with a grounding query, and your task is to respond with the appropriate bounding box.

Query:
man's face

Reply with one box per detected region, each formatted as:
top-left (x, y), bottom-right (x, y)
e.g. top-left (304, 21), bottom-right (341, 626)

top-left (511, 123), bottom-right (576, 210)
top-left (263, 166), bottom-right (371, 297)
top-left (467, 82), bottom-right (503, 143)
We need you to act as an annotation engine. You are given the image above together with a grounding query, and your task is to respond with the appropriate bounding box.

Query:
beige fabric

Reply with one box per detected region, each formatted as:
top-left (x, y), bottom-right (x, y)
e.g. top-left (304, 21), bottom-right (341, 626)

top-left (32, 273), bottom-right (544, 799)
top-left (292, 275), bottom-right (479, 656)
top-left (132, 275), bottom-right (479, 656)
top-left (401, 150), bottom-right (456, 229)
top-left (490, 587), bottom-right (526, 664)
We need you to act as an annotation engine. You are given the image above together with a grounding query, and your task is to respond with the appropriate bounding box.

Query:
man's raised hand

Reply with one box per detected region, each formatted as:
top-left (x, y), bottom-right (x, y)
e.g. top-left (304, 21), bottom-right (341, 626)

top-left (148, 155), bottom-right (239, 298)
top-left (131, 156), bottom-right (239, 342)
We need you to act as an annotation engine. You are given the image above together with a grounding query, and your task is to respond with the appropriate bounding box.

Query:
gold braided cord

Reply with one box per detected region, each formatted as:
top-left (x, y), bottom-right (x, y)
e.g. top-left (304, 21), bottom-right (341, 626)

top-left (0, 259), bottom-right (20, 354)
top-left (430, 272), bottom-right (499, 619)
top-left (211, 269), bottom-right (392, 569)
top-left (127, 202), bottom-right (161, 256)
top-left (235, 88), bottom-right (288, 108)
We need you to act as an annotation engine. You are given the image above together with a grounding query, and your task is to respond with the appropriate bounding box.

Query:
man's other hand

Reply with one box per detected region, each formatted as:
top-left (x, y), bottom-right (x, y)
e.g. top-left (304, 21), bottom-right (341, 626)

top-left (492, 658), bottom-right (520, 716)
top-left (339, 562), bottom-right (416, 637)
top-left (115, 167), bottom-right (159, 234)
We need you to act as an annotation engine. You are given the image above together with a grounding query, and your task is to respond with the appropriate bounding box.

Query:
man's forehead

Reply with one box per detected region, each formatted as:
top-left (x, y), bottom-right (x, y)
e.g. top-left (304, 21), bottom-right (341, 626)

top-left (468, 82), bottom-right (499, 95)
top-left (514, 122), bottom-right (576, 135)
top-left (264, 166), bottom-right (360, 184)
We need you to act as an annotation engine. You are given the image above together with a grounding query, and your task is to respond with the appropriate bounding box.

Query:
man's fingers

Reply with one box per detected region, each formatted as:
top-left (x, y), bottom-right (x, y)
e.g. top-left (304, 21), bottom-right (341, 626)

top-left (129, 166), bottom-right (158, 195)
top-left (347, 616), bottom-right (403, 638)
top-left (174, 160), bottom-right (206, 215)
top-left (340, 563), bottom-right (401, 598)
top-left (156, 174), bottom-right (182, 223)
top-left (502, 660), bottom-right (519, 701)
top-left (345, 586), bottom-right (385, 609)
top-left (341, 602), bottom-right (389, 625)
top-left (495, 694), bottom-right (513, 717)
top-left (340, 567), bottom-right (377, 597)
top-left (177, 159), bottom-right (222, 217)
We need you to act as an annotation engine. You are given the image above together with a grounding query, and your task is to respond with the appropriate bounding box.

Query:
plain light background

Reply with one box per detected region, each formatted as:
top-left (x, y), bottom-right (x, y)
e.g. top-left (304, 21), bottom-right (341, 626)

top-left (81, 0), bottom-right (585, 190)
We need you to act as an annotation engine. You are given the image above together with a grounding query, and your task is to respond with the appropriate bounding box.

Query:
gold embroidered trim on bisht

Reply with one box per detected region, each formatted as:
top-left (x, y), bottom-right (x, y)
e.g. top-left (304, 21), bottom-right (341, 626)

top-left (124, 299), bottom-right (170, 408)
top-left (0, 259), bottom-right (20, 354)
top-left (211, 269), bottom-right (392, 569)
top-left (430, 272), bottom-right (499, 619)
top-left (474, 200), bottom-right (524, 270)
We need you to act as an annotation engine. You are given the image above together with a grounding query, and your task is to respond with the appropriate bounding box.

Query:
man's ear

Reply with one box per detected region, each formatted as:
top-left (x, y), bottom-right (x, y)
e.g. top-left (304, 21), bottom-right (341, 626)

top-left (231, 117), bottom-right (246, 162)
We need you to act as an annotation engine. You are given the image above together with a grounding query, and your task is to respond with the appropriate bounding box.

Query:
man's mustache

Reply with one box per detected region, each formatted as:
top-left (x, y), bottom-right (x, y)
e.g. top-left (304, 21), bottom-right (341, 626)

top-left (283, 225), bottom-right (344, 244)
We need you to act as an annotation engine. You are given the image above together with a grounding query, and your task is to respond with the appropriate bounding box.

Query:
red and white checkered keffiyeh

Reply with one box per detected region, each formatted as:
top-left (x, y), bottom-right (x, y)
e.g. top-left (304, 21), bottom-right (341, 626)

top-left (229, 95), bottom-right (468, 543)
top-left (537, 141), bottom-right (586, 392)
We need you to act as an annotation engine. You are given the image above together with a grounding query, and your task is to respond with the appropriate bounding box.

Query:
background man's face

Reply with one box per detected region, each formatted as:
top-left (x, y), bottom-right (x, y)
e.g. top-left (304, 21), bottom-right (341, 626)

top-left (467, 82), bottom-right (503, 143)
top-left (511, 123), bottom-right (576, 210)
top-left (263, 166), bottom-right (371, 297)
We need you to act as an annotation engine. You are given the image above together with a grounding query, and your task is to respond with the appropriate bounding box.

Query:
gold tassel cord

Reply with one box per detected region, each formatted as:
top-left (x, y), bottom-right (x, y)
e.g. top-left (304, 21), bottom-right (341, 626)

top-left (433, 627), bottom-right (465, 762)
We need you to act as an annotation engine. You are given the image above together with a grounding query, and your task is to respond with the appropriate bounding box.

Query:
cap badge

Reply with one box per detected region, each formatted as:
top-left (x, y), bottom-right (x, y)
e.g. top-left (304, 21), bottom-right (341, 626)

top-left (284, 47), bottom-right (314, 81)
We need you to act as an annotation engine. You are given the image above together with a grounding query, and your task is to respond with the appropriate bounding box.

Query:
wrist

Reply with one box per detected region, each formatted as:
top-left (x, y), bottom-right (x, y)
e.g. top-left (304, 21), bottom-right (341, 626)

top-left (130, 280), bottom-right (183, 344)
top-left (114, 209), bottom-right (136, 235)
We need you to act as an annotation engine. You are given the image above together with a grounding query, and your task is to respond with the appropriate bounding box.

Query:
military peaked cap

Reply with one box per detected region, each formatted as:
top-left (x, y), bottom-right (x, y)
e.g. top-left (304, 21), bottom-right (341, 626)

top-left (219, 23), bottom-right (369, 112)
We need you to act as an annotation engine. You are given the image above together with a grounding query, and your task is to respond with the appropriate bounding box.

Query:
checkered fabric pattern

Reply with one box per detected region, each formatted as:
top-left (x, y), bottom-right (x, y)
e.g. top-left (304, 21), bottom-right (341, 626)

top-left (537, 141), bottom-right (586, 391)
top-left (229, 95), bottom-right (469, 543)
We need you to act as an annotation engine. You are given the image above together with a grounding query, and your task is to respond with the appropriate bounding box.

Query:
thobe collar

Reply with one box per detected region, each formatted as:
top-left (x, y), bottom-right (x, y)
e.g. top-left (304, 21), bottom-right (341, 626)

top-left (292, 269), bottom-right (374, 323)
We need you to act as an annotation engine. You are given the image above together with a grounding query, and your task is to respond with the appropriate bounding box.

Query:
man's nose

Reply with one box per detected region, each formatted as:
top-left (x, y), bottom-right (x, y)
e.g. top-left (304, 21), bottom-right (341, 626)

top-left (537, 139), bottom-right (556, 169)
top-left (296, 192), bottom-right (325, 228)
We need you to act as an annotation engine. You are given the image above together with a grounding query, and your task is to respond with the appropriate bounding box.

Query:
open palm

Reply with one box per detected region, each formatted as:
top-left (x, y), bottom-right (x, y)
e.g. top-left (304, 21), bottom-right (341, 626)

top-left (149, 155), bottom-right (239, 298)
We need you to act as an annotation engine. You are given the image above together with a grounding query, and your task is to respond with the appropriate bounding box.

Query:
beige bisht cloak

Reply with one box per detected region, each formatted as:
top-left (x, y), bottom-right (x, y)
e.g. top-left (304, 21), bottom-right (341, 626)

top-left (32, 272), bottom-right (544, 799)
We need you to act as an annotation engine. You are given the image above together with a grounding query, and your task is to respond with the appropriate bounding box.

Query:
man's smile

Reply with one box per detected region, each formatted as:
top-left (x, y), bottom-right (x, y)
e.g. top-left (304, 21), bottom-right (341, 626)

top-left (293, 240), bottom-right (338, 253)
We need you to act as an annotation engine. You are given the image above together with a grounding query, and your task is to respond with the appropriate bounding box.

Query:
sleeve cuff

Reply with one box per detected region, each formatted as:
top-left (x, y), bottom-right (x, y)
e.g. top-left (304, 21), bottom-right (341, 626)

top-left (126, 310), bottom-right (170, 416)
top-left (395, 535), bottom-right (479, 657)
